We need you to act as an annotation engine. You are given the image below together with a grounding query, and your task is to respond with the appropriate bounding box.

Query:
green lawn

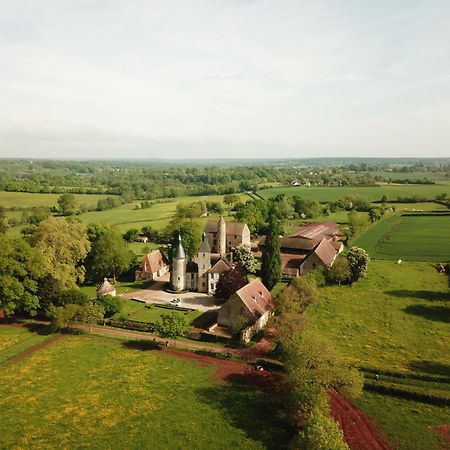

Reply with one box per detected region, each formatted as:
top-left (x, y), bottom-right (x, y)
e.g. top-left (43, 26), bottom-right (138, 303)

top-left (309, 260), bottom-right (450, 449)
top-left (0, 325), bottom-right (55, 364)
top-left (257, 183), bottom-right (450, 203)
top-left (119, 299), bottom-right (203, 324)
top-left (0, 334), bottom-right (292, 449)
top-left (354, 214), bottom-right (450, 261)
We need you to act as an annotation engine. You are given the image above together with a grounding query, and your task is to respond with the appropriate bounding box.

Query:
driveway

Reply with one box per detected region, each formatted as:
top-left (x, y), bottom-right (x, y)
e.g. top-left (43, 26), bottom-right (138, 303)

top-left (121, 276), bottom-right (219, 312)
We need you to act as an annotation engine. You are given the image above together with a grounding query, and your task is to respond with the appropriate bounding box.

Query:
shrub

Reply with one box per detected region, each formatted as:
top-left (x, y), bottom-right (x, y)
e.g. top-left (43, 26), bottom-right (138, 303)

top-left (107, 319), bottom-right (156, 333)
top-left (96, 294), bottom-right (122, 318)
top-left (156, 312), bottom-right (189, 338)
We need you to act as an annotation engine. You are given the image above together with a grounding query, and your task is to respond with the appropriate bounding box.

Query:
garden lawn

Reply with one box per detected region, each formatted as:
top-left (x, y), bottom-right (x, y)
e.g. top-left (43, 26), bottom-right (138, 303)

top-left (0, 325), bottom-right (54, 364)
top-left (354, 215), bottom-right (450, 261)
top-left (309, 260), bottom-right (450, 450)
top-left (119, 300), bottom-right (203, 324)
top-left (257, 183), bottom-right (450, 202)
top-left (0, 334), bottom-right (291, 450)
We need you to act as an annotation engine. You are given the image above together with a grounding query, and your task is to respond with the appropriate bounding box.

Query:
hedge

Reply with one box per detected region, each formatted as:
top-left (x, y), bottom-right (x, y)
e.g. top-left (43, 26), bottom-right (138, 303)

top-left (106, 319), bottom-right (156, 333)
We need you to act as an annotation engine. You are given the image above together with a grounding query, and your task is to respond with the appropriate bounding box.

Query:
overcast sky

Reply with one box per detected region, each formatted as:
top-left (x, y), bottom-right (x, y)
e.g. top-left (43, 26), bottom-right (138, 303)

top-left (0, 0), bottom-right (449, 159)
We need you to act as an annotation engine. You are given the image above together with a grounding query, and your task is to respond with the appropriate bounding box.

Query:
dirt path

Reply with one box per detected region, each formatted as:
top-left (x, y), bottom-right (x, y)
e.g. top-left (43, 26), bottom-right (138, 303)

top-left (329, 390), bottom-right (391, 450)
top-left (3, 334), bottom-right (66, 365)
top-left (72, 324), bottom-right (241, 355)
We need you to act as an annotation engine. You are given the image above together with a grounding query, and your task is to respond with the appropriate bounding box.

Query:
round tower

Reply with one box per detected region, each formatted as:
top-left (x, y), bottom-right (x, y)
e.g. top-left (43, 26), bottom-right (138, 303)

top-left (218, 216), bottom-right (226, 256)
top-left (171, 235), bottom-right (187, 291)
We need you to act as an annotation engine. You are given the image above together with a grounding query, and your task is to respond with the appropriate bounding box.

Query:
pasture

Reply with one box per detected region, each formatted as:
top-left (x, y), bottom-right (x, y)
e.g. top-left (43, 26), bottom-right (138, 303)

top-left (309, 260), bottom-right (450, 449)
top-left (0, 191), bottom-right (109, 209)
top-left (0, 333), bottom-right (291, 450)
top-left (354, 214), bottom-right (450, 261)
top-left (257, 183), bottom-right (450, 202)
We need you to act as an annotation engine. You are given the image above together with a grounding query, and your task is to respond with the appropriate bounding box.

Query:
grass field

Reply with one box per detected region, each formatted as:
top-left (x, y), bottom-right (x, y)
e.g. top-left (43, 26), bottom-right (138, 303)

top-left (309, 260), bottom-right (450, 449)
top-left (354, 214), bottom-right (450, 261)
top-left (0, 334), bottom-right (292, 449)
top-left (119, 299), bottom-right (203, 324)
top-left (257, 183), bottom-right (450, 202)
top-left (0, 325), bottom-right (54, 364)
top-left (0, 191), bottom-right (109, 209)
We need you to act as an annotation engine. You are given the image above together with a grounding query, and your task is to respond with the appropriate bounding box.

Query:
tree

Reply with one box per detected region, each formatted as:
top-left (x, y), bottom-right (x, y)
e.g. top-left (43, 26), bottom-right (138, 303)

top-left (347, 247), bottom-right (370, 284)
top-left (55, 288), bottom-right (89, 307)
top-left (30, 218), bottom-right (91, 300)
top-left (0, 206), bottom-right (7, 234)
top-left (123, 228), bottom-right (140, 242)
top-left (368, 207), bottom-right (383, 223)
top-left (347, 210), bottom-right (369, 234)
top-left (232, 243), bottom-right (257, 273)
top-left (165, 218), bottom-right (202, 260)
top-left (326, 258), bottom-right (350, 285)
top-left (282, 327), bottom-right (363, 417)
top-left (76, 301), bottom-right (105, 324)
top-left (88, 229), bottom-right (133, 282)
top-left (214, 268), bottom-right (247, 301)
top-left (96, 294), bottom-right (122, 318)
top-left (157, 312), bottom-right (189, 338)
top-left (223, 194), bottom-right (240, 206)
top-left (57, 193), bottom-right (78, 215)
top-left (261, 213), bottom-right (282, 290)
top-left (0, 235), bottom-right (45, 315)
top-left (47, 303), bottom-right (81, 330)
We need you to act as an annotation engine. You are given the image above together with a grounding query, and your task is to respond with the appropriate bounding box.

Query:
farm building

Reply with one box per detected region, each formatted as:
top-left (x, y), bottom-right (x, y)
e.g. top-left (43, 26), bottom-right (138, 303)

top-left (216, 278), bottom-right (274, 342)
top-left (171, 233), bottom-right (232, 294)
top-left (135, 250), bottom-right (169, 281)
top-left (204, 217), bottom-right (251, 254)
top-left (259, 221), bottom-right (344, 278)
top-left (96, 278), bottom-right (116, 297)
top-left (136, 235), bottom-right (149, 243)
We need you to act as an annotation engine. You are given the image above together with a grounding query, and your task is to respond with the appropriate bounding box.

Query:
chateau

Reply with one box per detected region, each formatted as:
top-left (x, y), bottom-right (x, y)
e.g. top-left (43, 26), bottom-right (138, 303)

top-left (170, 217), bottom-right (250, 294)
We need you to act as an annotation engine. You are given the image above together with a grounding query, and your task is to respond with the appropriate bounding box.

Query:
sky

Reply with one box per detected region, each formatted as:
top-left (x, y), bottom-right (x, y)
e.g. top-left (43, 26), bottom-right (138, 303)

top-left (0, 0), bottom-right (449, 159)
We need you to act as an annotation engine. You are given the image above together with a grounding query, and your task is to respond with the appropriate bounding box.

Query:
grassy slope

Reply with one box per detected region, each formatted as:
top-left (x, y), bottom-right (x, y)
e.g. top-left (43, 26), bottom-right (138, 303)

top-left (0, 334), bottom-right (292, 450)
top-left (257, 183), bottom-right (450, 202)
top-left (309, 261), bottom-right (450, 449)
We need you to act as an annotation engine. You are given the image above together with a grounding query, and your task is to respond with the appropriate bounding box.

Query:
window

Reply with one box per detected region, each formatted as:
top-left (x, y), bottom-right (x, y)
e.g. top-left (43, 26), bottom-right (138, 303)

top-left (210, 283), bottom-right (214, 291)
top-left (202, 264), bottom-right (205, 269)
top-left (177, 276), bottom-right (180, 281)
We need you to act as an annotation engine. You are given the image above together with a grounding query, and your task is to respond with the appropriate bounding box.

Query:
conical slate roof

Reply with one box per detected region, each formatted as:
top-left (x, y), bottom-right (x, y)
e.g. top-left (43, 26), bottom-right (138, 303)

top-left (174, 234), bottom-right (186, 259)
top-left (96, 277), bottom-right (116, 295)
top-left (199, 232), bottom-right (211, 253)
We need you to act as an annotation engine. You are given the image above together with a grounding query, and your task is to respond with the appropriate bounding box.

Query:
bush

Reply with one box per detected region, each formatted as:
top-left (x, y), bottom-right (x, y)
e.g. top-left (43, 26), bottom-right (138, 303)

top-left (107, 319), bottom-right (156, 333)
top-left (96, 294), bottom-right (122, 318)
top-left (55, 288), bottom-right (90, 307)
top-left (156, 312), bottom-right (189, 338)
top-left (77, 302), bottom-right (105, 324)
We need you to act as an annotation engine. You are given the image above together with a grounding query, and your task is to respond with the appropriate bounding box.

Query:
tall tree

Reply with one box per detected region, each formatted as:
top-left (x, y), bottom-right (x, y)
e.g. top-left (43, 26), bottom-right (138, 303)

top-left (57, 193), bottom-right (78, 215)
top-left (30, 217), bottom-right (91, 303)
top-left (89, 229), bottom-right (133, 282)
top-left (0, 235), bottom-right (45, 315)
top-left (232, 243), bottom-right (257, 273)
top-left (165, 218), bottom-right (202, 260)
top-left (347, 246), bottom-right (370, 284)
top-left (261, 212), bottom-right (282, 290)
top-left (214, 268), bottom-right (247, 302)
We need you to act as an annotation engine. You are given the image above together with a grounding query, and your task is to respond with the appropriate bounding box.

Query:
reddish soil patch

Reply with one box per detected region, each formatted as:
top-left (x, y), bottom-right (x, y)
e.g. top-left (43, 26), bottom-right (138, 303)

top-left (329, 390), bottom-right (391, 450)
top-left (4, 334), bottom-right (66, 365)
top-left (433, 424), bottom-right (450, 450)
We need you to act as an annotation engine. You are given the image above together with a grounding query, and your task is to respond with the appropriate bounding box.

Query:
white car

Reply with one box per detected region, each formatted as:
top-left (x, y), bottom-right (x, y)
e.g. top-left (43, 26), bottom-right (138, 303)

top-left (170, 298), bottom-right (181, 306)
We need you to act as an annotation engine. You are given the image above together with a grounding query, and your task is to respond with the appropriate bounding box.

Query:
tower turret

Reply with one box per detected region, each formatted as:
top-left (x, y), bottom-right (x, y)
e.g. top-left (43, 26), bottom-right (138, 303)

top-left (171, 235), bottom-right (187, 291)
top-left (195, 232), bottom-right (212, 293)
top-left (218, 216), bottom-right (226, 256)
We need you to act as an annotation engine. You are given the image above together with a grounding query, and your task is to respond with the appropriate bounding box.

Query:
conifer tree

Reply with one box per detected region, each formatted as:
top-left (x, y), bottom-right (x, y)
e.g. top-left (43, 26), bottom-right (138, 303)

top-left (261, 213), bottom-right (282, 290)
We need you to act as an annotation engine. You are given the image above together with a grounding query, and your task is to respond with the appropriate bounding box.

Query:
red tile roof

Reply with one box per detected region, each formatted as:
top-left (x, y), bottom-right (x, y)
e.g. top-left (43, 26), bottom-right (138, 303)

top-left (235, 279), bottom-right (273, 320)
top-left (139, 250), bottom-right (169, 274)
top-left (288, 221), bottom-right (343, 240)
top-left (304, 238), bottom-right (337, 268)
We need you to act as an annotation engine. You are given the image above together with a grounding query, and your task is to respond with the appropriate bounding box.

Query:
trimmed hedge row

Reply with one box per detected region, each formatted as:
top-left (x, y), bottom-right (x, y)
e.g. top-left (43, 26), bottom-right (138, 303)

top-left (194, 349), bottom-right (233, 359)
top-left (359, 366), bottom-right (450, 384)
top-left (364, 381), bottom-right (450, 407)
top-left (106, 319), bottom-right (156, 333)
top-left (151, 303), bottom-right (193, 312)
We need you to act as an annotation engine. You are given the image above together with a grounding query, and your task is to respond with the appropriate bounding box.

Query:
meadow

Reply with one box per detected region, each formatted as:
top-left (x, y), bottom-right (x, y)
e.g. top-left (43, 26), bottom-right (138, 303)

top-left (257, 183), bottom-right (450, 202)
top-left (354, 214), bottom-right (450, 261)
top-left (0, 333), bottom-right (292, 450)
top-left (0, 191), bottom-right (109, 209)
top-left (0, 325), bottom-right (54, 364)
top-left (309, 260), bottom-right (450, 449)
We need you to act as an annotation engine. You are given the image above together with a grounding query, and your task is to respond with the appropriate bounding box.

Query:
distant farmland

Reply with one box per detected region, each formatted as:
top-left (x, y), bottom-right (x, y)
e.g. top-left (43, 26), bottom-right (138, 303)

top-left (354, 214), bottom-right (450, 261)
top-left (257, 183), bottom-right (450, 203)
